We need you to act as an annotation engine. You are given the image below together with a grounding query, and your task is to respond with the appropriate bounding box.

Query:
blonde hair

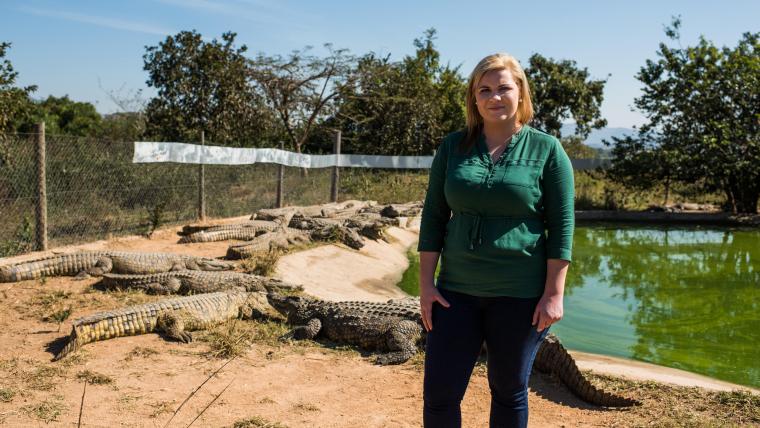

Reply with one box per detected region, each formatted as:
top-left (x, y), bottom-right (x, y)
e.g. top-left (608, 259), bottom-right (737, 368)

top-left (461, 53), bottom-right (533, 152)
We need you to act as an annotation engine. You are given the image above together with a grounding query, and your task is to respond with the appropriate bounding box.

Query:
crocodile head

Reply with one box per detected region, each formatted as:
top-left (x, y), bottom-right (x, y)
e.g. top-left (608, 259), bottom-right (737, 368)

top-left (192, 258), bottom-right (236, 271)
top-left (267, 293), bottom-right (308, 318)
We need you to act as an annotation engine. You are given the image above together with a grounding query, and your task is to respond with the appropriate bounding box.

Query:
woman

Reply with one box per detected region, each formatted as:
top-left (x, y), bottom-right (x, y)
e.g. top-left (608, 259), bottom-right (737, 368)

top-left (418, 53), bottom-right (574, 428)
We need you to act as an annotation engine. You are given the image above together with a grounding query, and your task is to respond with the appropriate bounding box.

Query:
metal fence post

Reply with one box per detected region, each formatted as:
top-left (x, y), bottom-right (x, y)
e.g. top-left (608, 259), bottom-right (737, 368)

top-left (276, 141), bottom-right (284, 208)
top-left (330, 130), bottom-right (341, 203)
top-left (35, 122), bottom-right (48, 251)
top-left (198, 131), bottom-right (206, 221)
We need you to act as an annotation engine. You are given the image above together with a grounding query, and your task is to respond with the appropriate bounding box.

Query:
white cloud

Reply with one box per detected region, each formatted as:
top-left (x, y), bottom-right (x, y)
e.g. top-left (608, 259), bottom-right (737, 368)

top-left (154, 0), bottom-right (314, 30)
top-left (18, 6), bottom-right (176, 37)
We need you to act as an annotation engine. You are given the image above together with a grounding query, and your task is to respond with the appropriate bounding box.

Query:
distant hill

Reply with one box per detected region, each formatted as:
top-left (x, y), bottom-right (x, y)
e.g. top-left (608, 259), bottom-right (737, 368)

top-left (559, 124), bottom-right (635, 148)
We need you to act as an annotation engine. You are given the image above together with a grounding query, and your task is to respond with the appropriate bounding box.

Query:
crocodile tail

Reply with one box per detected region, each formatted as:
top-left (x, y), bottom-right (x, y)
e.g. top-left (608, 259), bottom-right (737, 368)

top-left (534, 335), bottom-right (640, 407)
top-left (52, 327), bottom-right (82, 361)
top-left (1, 253), bottom-right (104, 282)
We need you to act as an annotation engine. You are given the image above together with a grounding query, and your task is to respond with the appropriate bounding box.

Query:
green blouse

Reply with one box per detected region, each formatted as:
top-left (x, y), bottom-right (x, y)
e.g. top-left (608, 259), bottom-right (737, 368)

top-left (417, 125), bottom-right (575, 298)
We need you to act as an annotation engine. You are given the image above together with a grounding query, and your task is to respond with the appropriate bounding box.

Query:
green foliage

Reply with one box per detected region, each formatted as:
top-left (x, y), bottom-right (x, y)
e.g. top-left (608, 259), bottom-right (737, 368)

top-left (144, 31), bottom-right (273, 146)
top-left (525, 53), bottom-right (607, 138)
top-left (331, 29), bottom-right (466, 155)
top-left (146, 200), bottom-right (167, 237)
top-left (0, 42), bottom-right (37, 134)
top-left (613, 18), bottom-right (760, 213)
top-left (16, 95), bottom-right (102, 136)
top-left (560, 135), bottom-right (598, 159)
top-left (0, 216), bottom-right (34, 257)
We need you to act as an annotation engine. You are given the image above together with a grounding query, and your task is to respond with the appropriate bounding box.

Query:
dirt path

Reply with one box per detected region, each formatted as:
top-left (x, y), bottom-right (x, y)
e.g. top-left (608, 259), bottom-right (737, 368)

top-left (0, 220), bottom-right (756, 427)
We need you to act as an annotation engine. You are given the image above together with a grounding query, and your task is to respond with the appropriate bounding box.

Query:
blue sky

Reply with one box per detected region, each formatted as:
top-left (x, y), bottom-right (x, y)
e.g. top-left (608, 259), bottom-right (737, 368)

top-left (1, 0), bottom-right (758, 128)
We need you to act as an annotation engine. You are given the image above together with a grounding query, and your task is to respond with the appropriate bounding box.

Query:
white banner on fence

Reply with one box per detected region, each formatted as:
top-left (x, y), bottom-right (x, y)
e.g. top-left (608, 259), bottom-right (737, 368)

top-left (133, 142), bottom-right (434, 169)
top-left (133, 141), bottom-right (608, 170)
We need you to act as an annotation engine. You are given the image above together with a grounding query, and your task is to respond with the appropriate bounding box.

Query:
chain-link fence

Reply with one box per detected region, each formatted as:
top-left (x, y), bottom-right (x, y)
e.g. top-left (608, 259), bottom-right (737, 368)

top-left (0, 131), bottom-right (431, 257)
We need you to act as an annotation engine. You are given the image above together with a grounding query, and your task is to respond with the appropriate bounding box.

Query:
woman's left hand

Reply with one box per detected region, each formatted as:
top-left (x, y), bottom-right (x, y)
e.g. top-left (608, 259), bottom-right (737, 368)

top-left (532, 292), bottom-right (563, 332)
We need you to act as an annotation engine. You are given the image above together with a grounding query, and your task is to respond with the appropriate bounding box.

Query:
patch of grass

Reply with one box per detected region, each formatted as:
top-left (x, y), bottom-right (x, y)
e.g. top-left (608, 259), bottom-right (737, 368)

top-left (77, 369), bottom-right (114, 385)
top-left (585, 372), bottom-right (760, 427)
top-left (240, 248), bottom-right (282, 277)
top-left (230, 416), bottom-right (288, 428)
top-left (0, 387), bottom-right (16, 402)
top-left (22, 365), bottom-right (65, 391)
top-left (23, 290), bottom-right (75, 328)
top-left (124, 346), bottom-right (159, 361)
top-left (59, 350), bottom-right (90, 368)
top-left (293, 401), bottom-right (320, 412)
top-left (148, 400), bottom-right (174, 418)
top-left (0, 358), bottom-right (19, 372)
top-left (34, 290), bottom-right (71, 307)
top-left (44, 306), bottom-right (72, 331)
top-left (117, 393), bottom-right (141, 411)
top-left (250, 320), bottom-right (291, 347)
top-left (200, 319), bottom-right (257, 358)
top-left (21, 398), bottom-right (66, 423)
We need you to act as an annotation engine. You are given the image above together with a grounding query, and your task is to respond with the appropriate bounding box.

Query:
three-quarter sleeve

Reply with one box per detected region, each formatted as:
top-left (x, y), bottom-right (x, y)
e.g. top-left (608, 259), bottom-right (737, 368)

top-left (542, 140), bottom-right (575, 261)
top-left (417, 137), bottom-right (451, 252)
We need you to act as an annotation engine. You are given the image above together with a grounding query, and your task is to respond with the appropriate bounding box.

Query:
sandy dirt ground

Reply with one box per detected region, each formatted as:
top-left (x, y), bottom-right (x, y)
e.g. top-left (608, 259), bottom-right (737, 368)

top-left (0, 218), bottom-right (754, 427)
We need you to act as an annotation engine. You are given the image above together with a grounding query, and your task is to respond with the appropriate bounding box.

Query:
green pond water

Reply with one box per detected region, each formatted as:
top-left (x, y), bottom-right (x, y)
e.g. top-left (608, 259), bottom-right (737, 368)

top-left (400, 224), bottom-right (760, 388)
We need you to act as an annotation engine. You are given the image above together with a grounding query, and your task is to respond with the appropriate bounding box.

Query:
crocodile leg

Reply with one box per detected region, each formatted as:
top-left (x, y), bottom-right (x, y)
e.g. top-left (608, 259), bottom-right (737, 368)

top-left (76, 256), bottom-right (114, 278)
top-left (156, 311), bottom-right (193, 343)
top-left (282, 318), bottom-right (322, 341)
top-left (150, 277), bottom-right (182, 294)
top-left (375, 320), bottom-right (421, 365)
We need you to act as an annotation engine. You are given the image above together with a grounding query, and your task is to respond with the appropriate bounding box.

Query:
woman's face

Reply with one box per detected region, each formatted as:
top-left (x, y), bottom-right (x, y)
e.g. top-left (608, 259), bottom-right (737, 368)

top-left (474, 68), bottom-right (521, 126)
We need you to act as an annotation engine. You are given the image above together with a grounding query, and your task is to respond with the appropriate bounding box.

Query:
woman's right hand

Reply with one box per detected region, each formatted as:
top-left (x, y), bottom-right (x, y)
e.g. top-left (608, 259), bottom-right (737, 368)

top-left (420, 282), bottom-right (450, 332)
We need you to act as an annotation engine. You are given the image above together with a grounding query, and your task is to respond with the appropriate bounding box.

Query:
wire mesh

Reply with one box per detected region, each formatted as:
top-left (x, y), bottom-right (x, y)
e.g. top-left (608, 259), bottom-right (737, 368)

top-left (0, 132), bottom-right (430, 258)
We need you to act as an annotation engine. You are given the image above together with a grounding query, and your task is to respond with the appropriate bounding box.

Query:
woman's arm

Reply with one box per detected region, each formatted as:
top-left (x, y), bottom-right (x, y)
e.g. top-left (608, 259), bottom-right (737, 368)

top-left (419, 251), bottom-right (449, 332)
top-left (533, 139), bottom-right (574, 331)
top-left (532, 259), bottom-right (569, 331)
top-left (418, 136), bottom-right (452, 331)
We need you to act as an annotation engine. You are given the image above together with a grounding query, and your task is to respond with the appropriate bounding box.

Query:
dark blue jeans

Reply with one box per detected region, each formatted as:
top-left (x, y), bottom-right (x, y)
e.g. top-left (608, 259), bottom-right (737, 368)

top-left (423, 288), bottom-right (548, 428)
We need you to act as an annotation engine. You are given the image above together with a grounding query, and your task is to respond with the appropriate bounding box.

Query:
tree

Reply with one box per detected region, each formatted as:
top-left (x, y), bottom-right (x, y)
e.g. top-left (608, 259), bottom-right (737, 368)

top-left (605, 132), bottom-right (681, 205)
top-left (330, 29), bottom-right (466, 155)
top-left (525, 53), bottom-right (607, 139)
top-left (143, 31), bottom-right (273, 146)
top-left (617, 18), bottom-right (759, 213)
top-left (0, 42), bottom-right (36, 134)
top-left (15, 95), bottom-right (102, 136)
top-left (560, 135), bottom-right (599, 159)
top-left (249, 44), bottom-right (356, 154)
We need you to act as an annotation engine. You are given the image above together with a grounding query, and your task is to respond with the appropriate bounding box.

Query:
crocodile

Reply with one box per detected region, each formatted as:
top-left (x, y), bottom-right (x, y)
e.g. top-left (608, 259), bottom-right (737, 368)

top-left (0, 251), bottom-right (235, 283)
top-left (268, 293), bottom-right (424, 366)
top-left (52, 291), bottom-right (275, 361)
top-left (179, 220), bottom-right (280, 243)
top-left (252, 200), bottom-right (374, 221)
top-left (268, 294), bottom-right (639, 407)
top-left (225, 223), bottom-right (365, 259)
top-left (289, 214), bottom-right (394, 241)
top-left (358, 201), bottom-right (423, 218)
top-left (226, 229), bottom-right (312, 260)
top-left (179, 220), bottom-right (277, 236)
top-left (100, 271), bottom-right (303, 295)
